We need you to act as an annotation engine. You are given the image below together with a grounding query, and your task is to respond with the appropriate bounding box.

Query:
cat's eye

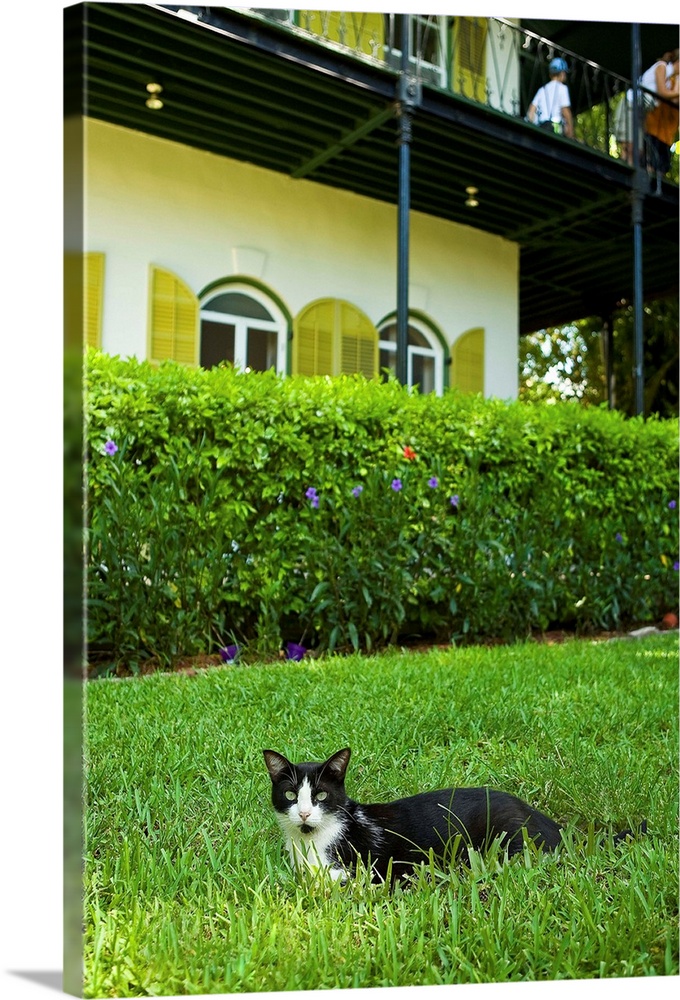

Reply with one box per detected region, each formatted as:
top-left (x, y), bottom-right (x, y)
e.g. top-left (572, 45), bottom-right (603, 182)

top-left (284, 790), bottom-right (297, 802)
top-left (315, 791), bottom-right (328, 802)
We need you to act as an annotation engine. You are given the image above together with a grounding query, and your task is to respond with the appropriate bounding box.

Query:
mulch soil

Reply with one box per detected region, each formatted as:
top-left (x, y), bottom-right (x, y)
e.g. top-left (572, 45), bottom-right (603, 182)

top-left (87, 620), bottom-right (678, 680)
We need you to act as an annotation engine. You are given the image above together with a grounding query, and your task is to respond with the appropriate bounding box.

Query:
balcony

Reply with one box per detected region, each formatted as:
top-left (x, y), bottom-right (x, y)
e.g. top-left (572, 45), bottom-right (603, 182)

top-left (241, 9), bottom-right (678, 182)
top-left (67, 4), bottom-right (679, 333)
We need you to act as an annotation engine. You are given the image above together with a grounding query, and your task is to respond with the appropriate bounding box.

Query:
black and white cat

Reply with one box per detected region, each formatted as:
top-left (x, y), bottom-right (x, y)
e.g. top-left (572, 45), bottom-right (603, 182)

top-left (263, 747), bottom-right (643, 883)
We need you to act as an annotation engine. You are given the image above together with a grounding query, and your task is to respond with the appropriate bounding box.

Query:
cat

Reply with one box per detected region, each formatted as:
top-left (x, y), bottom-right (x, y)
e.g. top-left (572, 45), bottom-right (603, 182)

top-left (263, 747), bottom-right (644, 884)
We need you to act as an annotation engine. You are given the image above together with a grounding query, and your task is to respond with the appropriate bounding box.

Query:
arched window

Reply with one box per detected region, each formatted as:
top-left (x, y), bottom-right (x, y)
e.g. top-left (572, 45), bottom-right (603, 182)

top-left (199, 283), bottom-right (288, 373)
top-left (378, 316), bottom-right (445, 395)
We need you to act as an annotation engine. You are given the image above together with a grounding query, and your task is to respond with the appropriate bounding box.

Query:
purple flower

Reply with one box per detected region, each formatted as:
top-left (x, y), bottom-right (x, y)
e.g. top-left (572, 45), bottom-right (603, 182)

top-left (305, 487), bottom-right (318, 500)
top-left (391, 478), bottom-right (402, 492)
top-left (310, 495), bottom-right (319, 508)
top-left (674, 561), bottom-right (679, 572)
top-left (219, 644), bottom-right (240, 663)
top-left (615, 532), bottom-right (623, 543)
top-left (450, 495), bottom-right (460, 508)
top-left (104, 440), bottom-right (118, 456)
top-left (285, 642), bottom-right (306, 661)
top-left (351, 485), bottom-right (364, 497)
top-left (669, 500), bottom-right (677, 510)
top-left (428, 477), bottom-right (439, 489)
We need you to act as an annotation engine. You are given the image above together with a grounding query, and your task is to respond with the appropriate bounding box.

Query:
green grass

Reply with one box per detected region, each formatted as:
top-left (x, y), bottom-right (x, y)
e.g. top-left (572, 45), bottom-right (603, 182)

top-left (84, 633), bottom-right (679, 996)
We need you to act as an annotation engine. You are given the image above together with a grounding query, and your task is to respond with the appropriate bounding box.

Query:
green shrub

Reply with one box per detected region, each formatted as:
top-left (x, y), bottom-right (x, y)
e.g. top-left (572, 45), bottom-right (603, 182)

top-left (85, 350), bottom-right (679, 669)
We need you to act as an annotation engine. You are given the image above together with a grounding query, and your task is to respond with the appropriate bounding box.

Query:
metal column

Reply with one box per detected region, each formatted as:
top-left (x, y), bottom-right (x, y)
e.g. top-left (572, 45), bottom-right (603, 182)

top-left (395, 15), bottom-right (420, 385)
top-left (631, 24), bottom-right (645, 417)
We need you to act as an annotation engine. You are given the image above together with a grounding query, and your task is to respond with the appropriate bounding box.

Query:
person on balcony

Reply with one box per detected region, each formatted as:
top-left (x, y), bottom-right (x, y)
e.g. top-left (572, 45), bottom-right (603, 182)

top-left (526, 57), bottom-right (574, 138)
top-left (644, 52), bottom-right (679, 186)
top-left (614, 48), bottom-right (678, 166)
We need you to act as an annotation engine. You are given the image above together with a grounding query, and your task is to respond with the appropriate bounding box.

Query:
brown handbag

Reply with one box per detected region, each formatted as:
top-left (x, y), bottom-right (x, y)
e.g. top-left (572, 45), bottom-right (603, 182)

top-left (645, 99), bottom-right (679, 147)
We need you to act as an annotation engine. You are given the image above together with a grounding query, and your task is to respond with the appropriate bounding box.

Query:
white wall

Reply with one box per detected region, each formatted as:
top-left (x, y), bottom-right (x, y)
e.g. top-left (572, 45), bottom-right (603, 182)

top-left (82, 118), bottom-right (519, 398)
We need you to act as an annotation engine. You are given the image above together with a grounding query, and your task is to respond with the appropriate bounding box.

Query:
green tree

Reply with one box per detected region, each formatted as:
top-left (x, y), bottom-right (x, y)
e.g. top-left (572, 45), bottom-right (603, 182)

top-left (610, 297), bottom-right (679, 418)
top-left (520, 296), bottom-right (678, 417)
top-left (519, 320), bottom-right (606, 405)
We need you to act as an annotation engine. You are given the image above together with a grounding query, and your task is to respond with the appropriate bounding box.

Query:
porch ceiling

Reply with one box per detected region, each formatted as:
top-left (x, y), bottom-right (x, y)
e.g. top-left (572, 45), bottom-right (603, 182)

top-left (66, 3), bottom-right (679, 335)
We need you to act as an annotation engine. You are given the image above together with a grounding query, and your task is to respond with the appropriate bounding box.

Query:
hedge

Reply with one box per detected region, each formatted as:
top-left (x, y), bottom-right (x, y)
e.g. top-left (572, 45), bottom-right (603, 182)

top-left (85, 350), bottom-right (679, 671)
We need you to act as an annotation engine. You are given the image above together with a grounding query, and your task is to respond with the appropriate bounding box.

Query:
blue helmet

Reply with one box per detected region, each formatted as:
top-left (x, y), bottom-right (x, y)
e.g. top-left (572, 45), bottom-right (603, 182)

top-left (549, 57), bottom-right (569, 74)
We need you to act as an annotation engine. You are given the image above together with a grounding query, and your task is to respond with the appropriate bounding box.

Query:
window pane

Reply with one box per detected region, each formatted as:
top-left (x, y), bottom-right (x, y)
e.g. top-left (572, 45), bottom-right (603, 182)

top-left (204, 292), bottom-right (273, 321)
top-left (413, 15), bottom-right (440, 65)
top-left (391, 14), bottom-right (439, 64)
top-left (408, 326), bottom-right (430, 348)
top-left (379, 322), bottom-right (430, 348)
top-left (379, 346), bottom-right (396, 381)
top-left (200, 320), bottom-right (235, 368)
top-left (411, 353), bottom-right (435, 394)
top-left (247, 326), bottom-right (278, 371)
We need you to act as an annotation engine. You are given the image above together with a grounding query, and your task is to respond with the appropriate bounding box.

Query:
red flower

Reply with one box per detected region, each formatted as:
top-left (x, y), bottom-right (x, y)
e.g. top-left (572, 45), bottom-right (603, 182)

top-left (403, 445), bottom-right (417, 461)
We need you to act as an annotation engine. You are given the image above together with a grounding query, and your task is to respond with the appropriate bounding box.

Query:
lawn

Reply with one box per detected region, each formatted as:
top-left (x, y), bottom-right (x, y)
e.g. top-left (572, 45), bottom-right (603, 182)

top-left (84, 633), bottom-right (679, 996)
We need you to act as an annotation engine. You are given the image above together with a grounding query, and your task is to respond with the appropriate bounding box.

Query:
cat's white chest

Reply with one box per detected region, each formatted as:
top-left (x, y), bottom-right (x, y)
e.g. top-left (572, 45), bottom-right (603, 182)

top-left (284, 816), bottom-right (347, 878)
top-left (276, 778), bottom-right (346, 878)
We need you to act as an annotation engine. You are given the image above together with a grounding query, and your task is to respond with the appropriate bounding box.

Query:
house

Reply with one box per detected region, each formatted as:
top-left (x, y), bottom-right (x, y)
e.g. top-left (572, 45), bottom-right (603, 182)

top-left (65, 6), bottom-right (679, 399)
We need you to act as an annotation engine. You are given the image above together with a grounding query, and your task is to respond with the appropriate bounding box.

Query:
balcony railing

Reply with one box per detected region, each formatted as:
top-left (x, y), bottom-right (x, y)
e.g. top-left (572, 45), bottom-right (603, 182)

top-left (234, 9), bottom-right (678, 184)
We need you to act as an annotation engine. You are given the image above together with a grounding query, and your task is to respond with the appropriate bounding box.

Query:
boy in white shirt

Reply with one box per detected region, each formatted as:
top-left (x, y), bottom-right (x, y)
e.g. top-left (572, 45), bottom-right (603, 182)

top-left (527, 57), bottom-right (574, 138)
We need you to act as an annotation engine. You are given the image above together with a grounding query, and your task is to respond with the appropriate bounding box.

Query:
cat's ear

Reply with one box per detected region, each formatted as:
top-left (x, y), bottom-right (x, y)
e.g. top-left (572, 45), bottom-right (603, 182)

top-left (263, 750), bottom-right (292, 782)
top-left (323, 748), bottom-right (351, 782)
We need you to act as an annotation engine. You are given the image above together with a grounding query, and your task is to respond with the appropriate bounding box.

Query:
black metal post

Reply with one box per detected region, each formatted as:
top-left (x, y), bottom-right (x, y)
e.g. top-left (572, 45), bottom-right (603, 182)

top-left (396, 112), bottom-right (411, 385)
top-left (396, 14), bottom-right (414, 386)
top-left (631, 24), bottom-right (645, 417)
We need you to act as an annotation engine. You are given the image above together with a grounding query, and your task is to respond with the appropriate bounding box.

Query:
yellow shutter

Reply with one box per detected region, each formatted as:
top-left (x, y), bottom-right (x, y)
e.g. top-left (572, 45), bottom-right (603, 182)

top-left (294, 299), bottom-right (378, 378)
top-left (64, 251), bottom-right (104, 350)
top-left (451, 17), bottom-right (487, 101)
top-left (452, 328), bottom-right (485, 393)
top-left (300, 11), bottom-right (385, 58)
top-left (148, 266), bottom-right (199, 366)
top-left (294, 299), bottom-right (335, 376)
top-left (338, 301), bottom-right (378, 377)
top-left (84, 253), bottom-right (105, 349)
